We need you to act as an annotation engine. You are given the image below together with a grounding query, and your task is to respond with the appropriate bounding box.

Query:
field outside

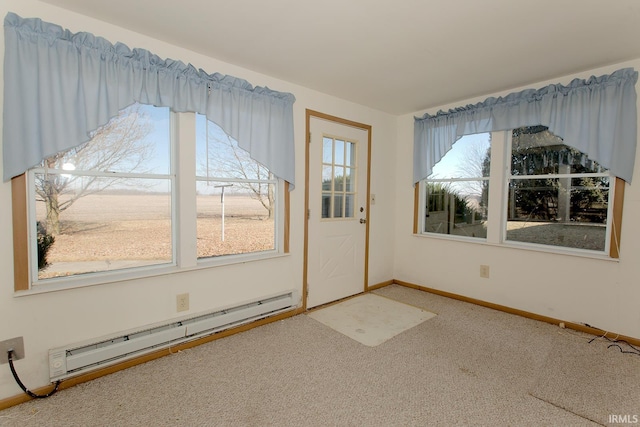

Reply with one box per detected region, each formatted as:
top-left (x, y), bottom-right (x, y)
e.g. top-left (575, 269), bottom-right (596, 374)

top-left (38, 193), bottom-right (273, 279)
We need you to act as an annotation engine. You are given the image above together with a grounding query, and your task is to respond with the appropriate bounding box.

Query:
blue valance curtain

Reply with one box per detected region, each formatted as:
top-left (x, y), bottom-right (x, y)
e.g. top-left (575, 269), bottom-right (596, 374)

top-left (3, 12), bottom-right (296, 187)
top-left (414, 68), bottom-right (638, 184)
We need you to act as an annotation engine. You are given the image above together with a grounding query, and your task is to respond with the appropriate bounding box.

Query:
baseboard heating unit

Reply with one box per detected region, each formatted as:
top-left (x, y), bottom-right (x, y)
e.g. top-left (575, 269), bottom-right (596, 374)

top-left (49, 290), bottom-right (299, 381)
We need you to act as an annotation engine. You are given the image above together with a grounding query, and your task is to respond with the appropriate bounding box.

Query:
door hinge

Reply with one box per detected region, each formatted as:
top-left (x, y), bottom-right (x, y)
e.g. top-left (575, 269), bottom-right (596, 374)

top-left (307, 209), bottom-right (311, 219)
top-left (308, 132), bottom-right (311, 143)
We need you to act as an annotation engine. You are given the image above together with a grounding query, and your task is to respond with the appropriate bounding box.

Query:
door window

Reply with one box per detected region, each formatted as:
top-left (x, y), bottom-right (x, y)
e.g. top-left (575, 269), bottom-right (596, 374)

top-left (322, 136), bottom-right (357, 219)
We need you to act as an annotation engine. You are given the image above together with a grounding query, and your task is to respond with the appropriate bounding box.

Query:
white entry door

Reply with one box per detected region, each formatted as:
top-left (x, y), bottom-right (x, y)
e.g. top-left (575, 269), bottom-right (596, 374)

top-left (307, 114), bottom-right (370, 308)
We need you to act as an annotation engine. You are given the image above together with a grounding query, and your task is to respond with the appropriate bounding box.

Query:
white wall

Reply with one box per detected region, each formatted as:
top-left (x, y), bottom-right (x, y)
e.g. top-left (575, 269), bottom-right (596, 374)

top-left (394, 60), bottom-right (640, 340)
top-left (0, 0), bottom-right (396, 400)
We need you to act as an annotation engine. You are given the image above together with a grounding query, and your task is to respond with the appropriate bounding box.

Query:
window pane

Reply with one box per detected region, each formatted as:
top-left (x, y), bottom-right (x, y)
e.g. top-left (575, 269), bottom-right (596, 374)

top-left (195, 115), bottom-right (278, 259)
top-left (506, 177), bottom-right (609, 250)
top-left (333, 194), bottom-right (344, 218)
top-left (345, 194), bottom-right (355, 218)
top-left (430, 133), bottom-right (491, 179)
top-left (507, 126), bottom-right (610, 252)
top-left (511, 126), bottom-right (606, 175)
top-left (196, 116), bottom-right (270, 180)
top-left (334, 139), bottom-right (345, 166)
top-left (42, 104), bottom-right (171, 175)
top-left (322, 193), bottom-right (331, 219)
top-left (196, 181), bottom-right (275, 258)
top-left (322, 166), bottom-right (333, 191)
top-left (35, 176), bottom-right (172, 279)
top-left (424, 181), bottom-right (488, 238)
top-left (344, 168), bottom-right (354, 191)
top-left (335, 167), bottom-right (345, 191)
top-left (346, 142), bottom-right (356, 167)
top-left (323, 137), bottom-right (333, 164)
top-left (33, 104), bottom-right (173, 282)
top-left (424, 133), bottom-right (490, 239)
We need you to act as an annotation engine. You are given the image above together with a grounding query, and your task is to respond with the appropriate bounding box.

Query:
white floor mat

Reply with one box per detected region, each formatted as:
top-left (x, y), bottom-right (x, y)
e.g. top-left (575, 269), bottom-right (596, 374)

top-left (307, 293), bottom-right (436, 346)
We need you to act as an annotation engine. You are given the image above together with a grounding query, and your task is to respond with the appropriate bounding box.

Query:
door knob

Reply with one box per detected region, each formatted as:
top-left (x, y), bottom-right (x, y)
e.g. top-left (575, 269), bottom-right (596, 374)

top-left (360, 218), bottom-right (366, 224)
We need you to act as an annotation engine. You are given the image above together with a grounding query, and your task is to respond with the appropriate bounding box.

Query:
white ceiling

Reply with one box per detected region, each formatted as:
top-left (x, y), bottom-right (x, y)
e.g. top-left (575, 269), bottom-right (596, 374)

top-left (40, 0), bottom-right (640, 115)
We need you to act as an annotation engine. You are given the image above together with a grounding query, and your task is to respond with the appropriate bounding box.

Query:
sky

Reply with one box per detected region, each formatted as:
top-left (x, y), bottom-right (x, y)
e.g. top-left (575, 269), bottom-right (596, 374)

top-left (429, 133), bottom-right (491, 180)
top-left (140, 104), bottom-right (171, 175)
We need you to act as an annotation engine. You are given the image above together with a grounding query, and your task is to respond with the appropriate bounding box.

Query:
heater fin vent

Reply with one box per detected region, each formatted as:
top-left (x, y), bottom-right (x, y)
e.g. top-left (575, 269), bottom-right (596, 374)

top-left (49, 290), bottom-right (298, 381)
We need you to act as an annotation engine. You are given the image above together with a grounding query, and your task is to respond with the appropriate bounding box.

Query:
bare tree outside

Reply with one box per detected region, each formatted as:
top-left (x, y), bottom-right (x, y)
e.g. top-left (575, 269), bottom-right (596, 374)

top-left (452, 136), bottom-right (491, 208)
top-left (200, 122), bottom-right (275, 218)
top-left (35, 104), bottom-right (154, 235)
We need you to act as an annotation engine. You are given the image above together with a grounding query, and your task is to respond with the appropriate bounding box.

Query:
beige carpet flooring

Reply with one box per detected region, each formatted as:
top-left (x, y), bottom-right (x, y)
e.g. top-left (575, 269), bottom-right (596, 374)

top-left (1, 284), bottom-right (638, 426)
top-left (530, 332), bottom-right (640, 425)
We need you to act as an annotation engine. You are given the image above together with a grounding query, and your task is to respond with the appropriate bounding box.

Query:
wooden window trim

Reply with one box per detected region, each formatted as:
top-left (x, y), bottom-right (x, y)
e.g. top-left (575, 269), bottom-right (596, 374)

top-left (12, 174), bottom-right (29, 291)
top-left (284, 181), bottom-right (290, 253)
top-left (609, 177), bottom-right (624, 259)
top-left (413, 184), bottom-right (419, 234)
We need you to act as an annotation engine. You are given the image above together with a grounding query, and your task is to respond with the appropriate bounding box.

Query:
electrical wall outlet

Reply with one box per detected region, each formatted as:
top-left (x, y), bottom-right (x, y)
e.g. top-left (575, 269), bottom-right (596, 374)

top-left (480, 265), bottom-right (490, 279)
top-left (0, 337), bottom-right (25, 364)
top-left (176, 293), bottom-right (190, 312)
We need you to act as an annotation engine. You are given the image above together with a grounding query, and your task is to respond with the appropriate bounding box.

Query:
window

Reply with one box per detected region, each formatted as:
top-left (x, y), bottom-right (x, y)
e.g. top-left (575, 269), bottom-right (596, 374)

top-left (417, 126), bottom-right (621, 257)
top-left (195, 115), bottom-right (279, 259)
top-left (507, 126), bottom-right (611, 252)
top-left (322, 136), bottom-right (357, 219)
top-left (422, 134), bottom-right (490, 238)
top-left (30, 104), bottom-right (173, 281)
top-left (14, 106), bottom-right (288, 290)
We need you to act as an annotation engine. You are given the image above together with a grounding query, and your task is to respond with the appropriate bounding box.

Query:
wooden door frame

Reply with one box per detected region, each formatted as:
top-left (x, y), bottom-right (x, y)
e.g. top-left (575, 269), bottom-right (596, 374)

top-left (303, 109), bottom-right (372, 311)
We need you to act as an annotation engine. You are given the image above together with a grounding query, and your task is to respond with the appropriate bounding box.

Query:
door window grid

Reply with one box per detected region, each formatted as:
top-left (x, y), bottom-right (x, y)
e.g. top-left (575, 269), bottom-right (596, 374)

top-left (321, 136), bottom-right (356, 219)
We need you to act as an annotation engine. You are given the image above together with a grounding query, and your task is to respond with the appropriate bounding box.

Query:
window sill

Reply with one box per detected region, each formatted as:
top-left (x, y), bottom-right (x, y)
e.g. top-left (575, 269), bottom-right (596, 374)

top-left (413, 232), bottom-right (619, 263)
top-left (196, 250), bottom-right (285, 268)
top-left (14, 251), bottom-right (290, 297)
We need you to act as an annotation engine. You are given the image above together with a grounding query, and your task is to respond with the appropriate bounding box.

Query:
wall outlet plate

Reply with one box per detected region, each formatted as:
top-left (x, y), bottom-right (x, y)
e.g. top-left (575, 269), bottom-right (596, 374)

top-left (0, 337), bottom-right (25, 364)
top-left (176, 293), bottom-right (190, 312)
top-left (480, 265), bottom-right (490, 279)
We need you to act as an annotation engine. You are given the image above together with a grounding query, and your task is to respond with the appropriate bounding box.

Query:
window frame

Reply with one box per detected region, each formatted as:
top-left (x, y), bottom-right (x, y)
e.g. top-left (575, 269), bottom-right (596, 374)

top-left (194, 115), bottom-right (284, 261)
top-left (414, 129), bottom-right (624, 259)
top-left (11, 111), bottom-right (290, 294)
top-left (320, 134), bottom-right (358, 221)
